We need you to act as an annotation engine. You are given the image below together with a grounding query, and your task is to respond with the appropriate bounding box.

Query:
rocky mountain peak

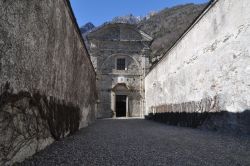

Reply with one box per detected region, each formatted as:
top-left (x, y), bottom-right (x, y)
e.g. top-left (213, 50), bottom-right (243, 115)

top-left (80, 22), bottom-right (95, 34)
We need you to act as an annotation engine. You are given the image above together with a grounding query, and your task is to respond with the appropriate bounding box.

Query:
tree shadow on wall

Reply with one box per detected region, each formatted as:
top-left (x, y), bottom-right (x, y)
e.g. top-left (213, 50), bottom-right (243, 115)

top-left (145, 110), bottom-right (250, 135)
top-left (0, 82), bottom-right (81, 164)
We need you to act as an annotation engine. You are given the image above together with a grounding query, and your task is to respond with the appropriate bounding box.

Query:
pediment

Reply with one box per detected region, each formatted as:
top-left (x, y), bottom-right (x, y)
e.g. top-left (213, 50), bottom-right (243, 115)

top-left (112, 83), bottom-right (130, 91)
top-left (87, 23), bottom-right (152, 41)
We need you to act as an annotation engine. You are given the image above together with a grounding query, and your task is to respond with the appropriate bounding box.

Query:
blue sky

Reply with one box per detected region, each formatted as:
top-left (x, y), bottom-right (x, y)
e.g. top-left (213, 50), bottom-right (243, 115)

top-left (70, 0), bottom-right (209, 27)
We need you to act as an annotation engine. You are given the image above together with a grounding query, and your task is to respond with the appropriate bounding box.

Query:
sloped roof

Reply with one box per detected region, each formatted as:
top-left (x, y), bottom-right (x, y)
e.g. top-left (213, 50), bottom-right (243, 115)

top-left (87, 23), bottom-right (152, 42)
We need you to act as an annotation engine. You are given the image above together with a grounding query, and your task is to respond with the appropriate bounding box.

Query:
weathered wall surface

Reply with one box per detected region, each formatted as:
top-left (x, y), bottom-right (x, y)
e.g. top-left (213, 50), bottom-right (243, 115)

top-left (145, 0), bottom-right (250, 133)
top-left (0, 0), bottom-right (96, 164)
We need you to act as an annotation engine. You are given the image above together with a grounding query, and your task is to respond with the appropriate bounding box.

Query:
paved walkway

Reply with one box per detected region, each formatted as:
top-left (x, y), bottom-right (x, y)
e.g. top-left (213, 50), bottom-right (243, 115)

top-left (18, 119), bottom-right (250, 166)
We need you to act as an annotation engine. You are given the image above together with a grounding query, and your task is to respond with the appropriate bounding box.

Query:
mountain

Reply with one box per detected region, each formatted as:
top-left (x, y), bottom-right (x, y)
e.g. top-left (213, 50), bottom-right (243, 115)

top-left (80, 22), bottom-right (95, 34)
top-left (80, 15), bottom-right (142, 36)
top-left (111, 14), bottom-right (143, 24)
top-left (137, 3), bottom-right (207, 64)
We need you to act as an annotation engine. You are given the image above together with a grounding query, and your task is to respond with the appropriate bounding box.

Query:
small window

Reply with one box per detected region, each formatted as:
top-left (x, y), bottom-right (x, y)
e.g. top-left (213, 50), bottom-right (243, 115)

top-left (116, 58), bottom-right (126, 70)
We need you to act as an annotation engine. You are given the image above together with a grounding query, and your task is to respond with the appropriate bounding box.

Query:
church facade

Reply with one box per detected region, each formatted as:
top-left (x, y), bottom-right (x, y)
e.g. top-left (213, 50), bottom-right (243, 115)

top-left (87, 23), bottom-right (152, 118)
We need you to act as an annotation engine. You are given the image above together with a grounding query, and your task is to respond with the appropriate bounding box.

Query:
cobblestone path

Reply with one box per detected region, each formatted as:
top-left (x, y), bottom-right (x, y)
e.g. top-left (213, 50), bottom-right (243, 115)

top-left (18, 119), bottom-right (250, 166)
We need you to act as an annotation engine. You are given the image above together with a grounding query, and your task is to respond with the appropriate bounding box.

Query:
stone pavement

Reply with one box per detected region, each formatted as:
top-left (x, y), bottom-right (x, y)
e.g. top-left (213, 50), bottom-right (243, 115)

top-left (17, 119), bottom-right (250, 166)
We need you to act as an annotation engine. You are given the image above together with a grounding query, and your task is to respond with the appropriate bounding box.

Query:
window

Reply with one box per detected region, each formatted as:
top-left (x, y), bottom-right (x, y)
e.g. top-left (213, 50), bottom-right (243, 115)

top-left (116, 58), bottom-right (126, 70)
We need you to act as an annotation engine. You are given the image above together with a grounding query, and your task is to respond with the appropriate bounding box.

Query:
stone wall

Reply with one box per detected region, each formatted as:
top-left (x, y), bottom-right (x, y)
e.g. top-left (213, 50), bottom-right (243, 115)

top-left (0, 0), bottom-right (96, 164)
top-left (145, 0), bottom-right (250, 134)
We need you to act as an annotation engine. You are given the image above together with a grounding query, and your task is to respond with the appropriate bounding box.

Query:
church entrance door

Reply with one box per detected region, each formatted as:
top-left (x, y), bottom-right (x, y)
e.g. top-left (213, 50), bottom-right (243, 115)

top-left (116, 95), bottom-right (127, 117)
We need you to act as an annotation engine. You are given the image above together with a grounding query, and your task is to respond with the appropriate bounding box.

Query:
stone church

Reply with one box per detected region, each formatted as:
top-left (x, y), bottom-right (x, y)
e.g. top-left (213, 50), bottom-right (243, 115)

top-left (86, 23), bottom-right (152, 118)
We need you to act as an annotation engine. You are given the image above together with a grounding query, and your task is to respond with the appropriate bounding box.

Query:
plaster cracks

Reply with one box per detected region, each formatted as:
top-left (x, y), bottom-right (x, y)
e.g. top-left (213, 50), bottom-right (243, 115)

top-left (145, 0), bottom-right (250, 134)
